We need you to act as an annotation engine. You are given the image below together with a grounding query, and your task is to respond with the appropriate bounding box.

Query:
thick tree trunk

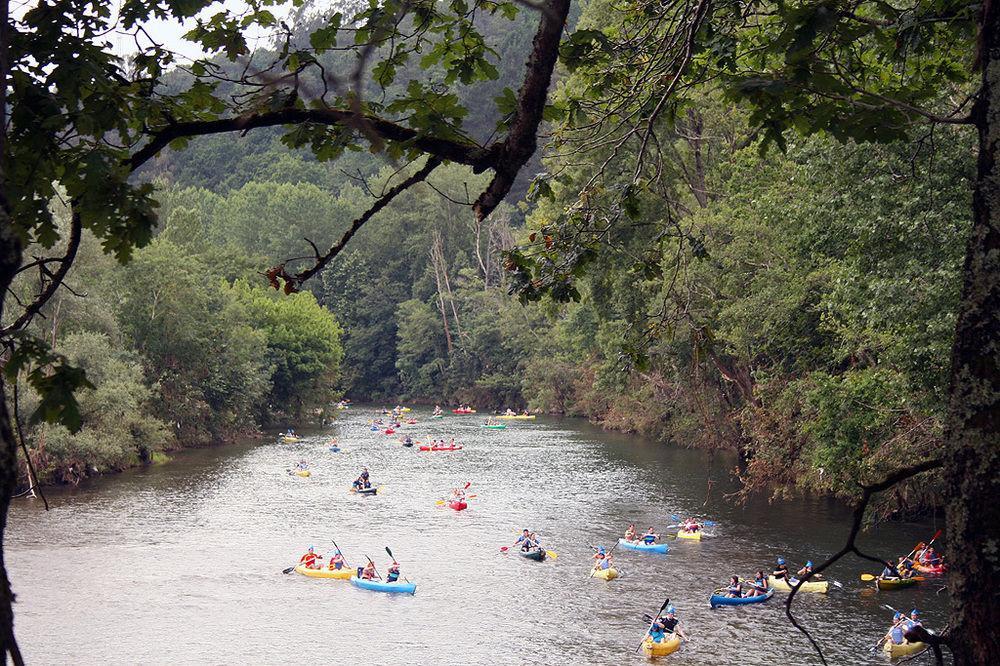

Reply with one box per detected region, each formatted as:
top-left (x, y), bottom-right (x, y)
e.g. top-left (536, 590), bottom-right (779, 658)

top-left (943, 1), bottom-right (1000, 661)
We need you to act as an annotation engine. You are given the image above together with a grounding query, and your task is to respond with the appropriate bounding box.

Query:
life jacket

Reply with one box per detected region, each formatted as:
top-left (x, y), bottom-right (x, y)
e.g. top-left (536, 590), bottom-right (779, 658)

top-left (890, 625), bottom-right (905, 644)
top-left (661, 617), bottom-right (679, 633)
top-left (642, 533), bottom-right (656, 544)
top-left (300, 553), bottom-right (318, 568)
top-left (329, 555), bottom-right (344, 570)
top-left (773, 565), bottom-right (789, 578)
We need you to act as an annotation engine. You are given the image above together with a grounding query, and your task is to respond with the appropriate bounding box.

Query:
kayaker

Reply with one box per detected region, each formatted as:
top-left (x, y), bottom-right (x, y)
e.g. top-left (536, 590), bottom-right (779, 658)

top-left (648, 616), bottom-right (669, 643)
top-left (386, 560), bottom-right (401, 583)
top-left (904, 609), bottom-right (922, 632)
top-left (922, 547), bottom-right (942, 566)
top-left (657, 606), bottom-right (688, 640)
top-left (328, 550), bottom-right (346, 571)
top-left (886, 612), bottom-right (907, 646)
top-left (725, 575), bottom-right (742, 598)
top-left (744, 571), bottom-right (769, 597)
top-left (880, 559), bottom-right (901, 580)
top-left (897, 556), bottom-right (915, 578)
top-left (360, 561), bottom-right (377, 580)
top-left (624, 524), bottom-right (637, 541)
top-left (772, 557), bottom-right (790, 581)
top-left (641, 527), bottom-right (659, 545)
top-left (433, 405), bottom-right (442, 416)
top-left (295, 460), bottom-right (309, 471)
top-left (681, 518), bottom-right (700, 533)
top-left (513, 529), bottom-right (538, 552)
top-left (505, 408), bottom-right (516, 416)
top-left (591, 546), bottom-right (612, 571)
top-left (299, 546), bottom-right (321, 570)
top-left (796, 560), bottom-right (819, 579)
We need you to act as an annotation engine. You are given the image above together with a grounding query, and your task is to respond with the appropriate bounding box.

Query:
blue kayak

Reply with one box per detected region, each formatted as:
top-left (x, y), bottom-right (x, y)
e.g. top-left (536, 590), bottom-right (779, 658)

top-left (710, 589), bottom-right (774, 608)
top-left (350, 576), bottom-right (416, 595)
top-left (618, 538), bottom-right (669, 553)
top-left (328, 446), bottom-right (341, 452)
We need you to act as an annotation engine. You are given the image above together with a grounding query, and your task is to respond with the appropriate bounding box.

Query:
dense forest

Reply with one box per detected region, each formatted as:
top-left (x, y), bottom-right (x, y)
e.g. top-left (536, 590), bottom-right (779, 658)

top-left (8, 2), bottom-right (969, 516)
top-left (3, 0), bottom-right (997, 661)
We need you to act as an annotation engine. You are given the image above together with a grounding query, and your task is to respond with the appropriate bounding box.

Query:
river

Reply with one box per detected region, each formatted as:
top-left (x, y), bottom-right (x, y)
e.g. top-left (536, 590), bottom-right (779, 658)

top-left (8, 408), bottom-right (949, 664)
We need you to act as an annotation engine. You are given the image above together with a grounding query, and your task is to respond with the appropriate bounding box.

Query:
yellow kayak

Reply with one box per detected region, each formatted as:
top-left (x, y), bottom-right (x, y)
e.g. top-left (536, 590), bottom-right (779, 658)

top-left (768, 575), bottom-right (829, 594)
top-left (498, 414), bottom-right (536, 420)
top-left (883, 640), bottom-right (926, 658)
top-left (282, 436), bottom-right (303, 443)
top-left (590, 567), bottom-right (619, 580)
top-left (676, 529), bottom-right (702, 540)
top-left (294, 470), bottom-right (311, 477)
top-left (642, 634), bottom-right (681, 657)
top-left (294, 564), bottom-right (354, 579)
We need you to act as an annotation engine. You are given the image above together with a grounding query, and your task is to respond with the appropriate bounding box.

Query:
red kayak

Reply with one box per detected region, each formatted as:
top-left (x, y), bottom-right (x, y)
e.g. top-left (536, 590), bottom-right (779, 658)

top-left (448, 500), bottom-right (468, 511)
top-left (452, 408), bottom-right (476, 414)
top-left (384, 429), bottom-right (396, 435)
top-left (914, 562), bottom-right (947, 574)
top-left (419, 445), bottom-right (464, 451)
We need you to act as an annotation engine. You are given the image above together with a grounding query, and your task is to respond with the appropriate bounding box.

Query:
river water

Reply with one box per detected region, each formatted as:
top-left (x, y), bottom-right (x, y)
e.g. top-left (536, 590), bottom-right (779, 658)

top-left (9, 408), bottom-right (949, 665)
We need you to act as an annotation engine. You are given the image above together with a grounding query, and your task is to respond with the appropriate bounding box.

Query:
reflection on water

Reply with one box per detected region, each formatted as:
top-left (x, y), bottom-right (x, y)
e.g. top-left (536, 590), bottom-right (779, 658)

top-left (9, 409), bottom-right (949, 664)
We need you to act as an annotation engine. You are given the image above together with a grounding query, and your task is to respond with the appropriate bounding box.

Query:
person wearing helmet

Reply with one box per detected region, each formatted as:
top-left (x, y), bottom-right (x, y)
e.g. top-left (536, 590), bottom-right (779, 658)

top-left (591, 546), bottom-right (612, 572)
top-left (887, 612), bottom-right (907, 645)
top-left (772, 557), bottom-right (790, 582)
top-left (655, 606), bottom-right (688, 640)
top-left (513, 529), bottom-right (538, 552)
top-left (327, 549), bottom-right (345, 571)
top-left (359, 560), bottom-right (377, 580)
top-left (299, 546), bottom-right (321, 570)
top-left (904, 609), bottom-right (922, 631)
top-left (797, 560), bottom-right (820, 579)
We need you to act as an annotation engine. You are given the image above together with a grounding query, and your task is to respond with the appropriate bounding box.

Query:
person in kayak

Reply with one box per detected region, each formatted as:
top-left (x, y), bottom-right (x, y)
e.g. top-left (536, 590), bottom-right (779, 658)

top-left (433, 405), bottom-right (443, 416)
top-left (591, 546), bottom-right (612, 571)
top-left (624, 524), bottom-right (637, 542)
top-left (921, 546), bottom-right (942, 566)
top-left (743, 571), bottom-right (769, 597)
top-left (897, 556), bottom-right (916, 578)
top-left (504, 408), bottom-right (516, 416)
top-left (641, 527), bottom-right (659, 545)
top-left (904, 609), bottom-right (922, 632)
top-left (385, 559), bottom-right (402, 583)
top-left (879, 559), bottom-right (901, 580)
top-left (299, 546), bottom-right (321, 570)
top-left (653, 606), bottom-right (688, 640)
top-left (724, 575), bottom-right (743, 598)
top-left (796, 560), bottom-right (819, 579)
top-left (886, 612), bottom-right (907, 646)
top-left (327, 550), bottom-right (346, 571)
top-left (359, 561), bottom-right (377, 580)
top-left (513, 529), bottom-right (539, 552)
top-left (772, 557), bottom-right (790, 582)
top-left (680, 518), bottom-right (700, 533)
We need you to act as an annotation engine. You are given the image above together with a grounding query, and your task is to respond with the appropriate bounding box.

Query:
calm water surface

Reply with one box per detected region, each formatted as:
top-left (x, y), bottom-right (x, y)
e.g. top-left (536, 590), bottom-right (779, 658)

top-left (9, 408), bottom-right (949, 664)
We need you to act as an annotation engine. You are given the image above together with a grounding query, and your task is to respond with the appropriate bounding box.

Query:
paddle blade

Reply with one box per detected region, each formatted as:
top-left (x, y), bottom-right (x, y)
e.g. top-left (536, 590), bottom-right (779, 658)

top-left (499, 546), bottom-right (509, 552)
top-left (435, 500), bottom-right (446, 505)
top-left (282, 566), bottom-right (296, 574)
top-left (386, 546), bottom-right (395, 559)
top-left (860, 573), bottom-right (876, 581)
top-left (546, 550), bottom-right (559, 559)
top-left (703, 520), bottom-right (717, 527)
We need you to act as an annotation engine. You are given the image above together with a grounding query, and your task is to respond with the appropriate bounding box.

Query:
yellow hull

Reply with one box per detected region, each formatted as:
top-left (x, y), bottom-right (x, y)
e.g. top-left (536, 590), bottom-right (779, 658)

top-left (676, 530), bottom-right (702, 540)
top-left (642, 635), bottom-right (681, 657)
top-left (294, 564), bottom-right (354, 579)
top-left (294, 470), bottom-right (311, 477)
top-left (767, 575), bottom-right (829, 594)
top-left (498, 414), bottom-right (536, 419)
top-left (883, 640), bottom-right (926, 658)
top-left (590, 567), bottom-right (619, 580)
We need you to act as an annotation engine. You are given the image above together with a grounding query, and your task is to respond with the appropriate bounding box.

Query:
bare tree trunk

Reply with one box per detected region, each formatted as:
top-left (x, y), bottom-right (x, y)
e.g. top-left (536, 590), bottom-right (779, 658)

top-left (428, 243), bottom-right (453, 354)
top-left (685, 109), bottom-right (708, 208)
top-left (943, 3), bottom-right (1000, 662)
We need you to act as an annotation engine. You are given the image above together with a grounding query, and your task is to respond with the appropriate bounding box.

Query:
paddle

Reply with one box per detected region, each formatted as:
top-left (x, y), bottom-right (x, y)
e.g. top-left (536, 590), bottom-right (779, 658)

top-left (385, 546), bottom-right (411, 584)
top-left (905, 529), bottom-right (943, 564)
top-left (872, 604), bottom-right (909, 652)
top-left (588, 540), bottom-right (621, 577)
top-left (634, 597), bottom-right (670, 653)
top-left (283, 548), bottom-right (326, 574)
top-left (332, 539), bottom-right (350, 570)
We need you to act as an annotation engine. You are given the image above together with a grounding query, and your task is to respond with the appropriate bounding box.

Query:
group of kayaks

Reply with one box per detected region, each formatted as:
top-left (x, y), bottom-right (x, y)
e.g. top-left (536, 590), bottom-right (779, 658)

top-left (293, 563), bottom-right (416, 595)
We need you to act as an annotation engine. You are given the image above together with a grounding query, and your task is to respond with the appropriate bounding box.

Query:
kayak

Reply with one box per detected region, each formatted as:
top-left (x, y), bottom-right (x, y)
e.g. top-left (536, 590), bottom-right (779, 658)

top-left (768, 575), bottom-right (829, 594)
top-left (293, 469), bottom-right (311, 477)
top-left (400, 407), bottom-right (412, 413)
top-left (676, 529), bottom-right (702, 540)
top-left (876, 577), bottom-right (918, 591)
top-left (419, 445), bottom-right (463, 451)
top-left (351, 486), bottom-right (378, 495)
top-left (498, 414), bottom-right (536, 420)
top-left (384, 429), bottom-right (396, 435)
top-left (281, 436), bottom-right (302, 443)
top-left (590, 567), bottom-right (618, 581)
top-left (448, 500), bottom-right (467, 511)
top-left (710, 589), bottom-right (774, 607)
top-left (518, 549), bottom-right (547, 562)
top-left (883, 640), bottom-right (926, 658)
top-left (402, 440), bottom-right (414, 448)
top-left (642, 634), bottom-right (681, 657)
top-left (618, 538), bottom-right (669, 553)
top-left (350, 576), bottom-right (416, 595)
top-left (404, 419), bottom-right (417, 425)
top-left (914, 562), bottom-right (946, 574)
top-left (431, 414), bottom-right (444, 419)
top-left (328, 446), bottom-right (341, 452)
top-left (294, 564), bottom-right (353, 580)
top-left (481, 424), bottom-right (507, 430)
top-left (452, 408), bottom-right (477, 414)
